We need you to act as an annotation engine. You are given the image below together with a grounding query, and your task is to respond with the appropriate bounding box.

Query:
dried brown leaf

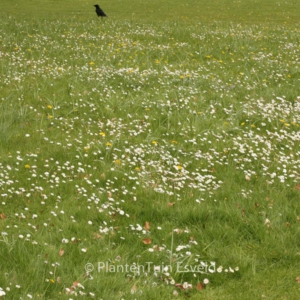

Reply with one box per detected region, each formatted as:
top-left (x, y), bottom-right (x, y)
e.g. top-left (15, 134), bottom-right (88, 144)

top-left (131, 284), bottom-right (137, 294)
top-left (142, 238), bottom-right (152, 245)
top-left (196, 282), bottom-right (205, 291)
top-left (59, 248), bottom-right (65, 257)
top-left (72, 280), bottom-right (80, 289)
top-left (174, 283), bottom-right (184, 290)
top-left (0, 213), bottom-right (5, 220)
top-left (167, 202), bottom-right (175, 207)
top-left (144, 221), bottom-right (150, 231)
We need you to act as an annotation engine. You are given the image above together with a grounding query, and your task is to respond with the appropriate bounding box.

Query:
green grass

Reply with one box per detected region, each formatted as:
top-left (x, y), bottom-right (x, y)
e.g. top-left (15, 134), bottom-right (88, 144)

top-left (0, 0), bottom-right (300, 299)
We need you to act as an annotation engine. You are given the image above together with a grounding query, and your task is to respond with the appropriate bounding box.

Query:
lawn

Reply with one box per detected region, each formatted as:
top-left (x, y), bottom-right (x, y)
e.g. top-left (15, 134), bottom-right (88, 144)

top-left (0, 0), bottom-right (300, 299)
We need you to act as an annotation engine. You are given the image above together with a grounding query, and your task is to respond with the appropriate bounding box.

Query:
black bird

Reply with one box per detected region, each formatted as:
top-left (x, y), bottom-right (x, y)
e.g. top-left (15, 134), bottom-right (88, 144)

top-left (94, 4), bottom-right (107, 17)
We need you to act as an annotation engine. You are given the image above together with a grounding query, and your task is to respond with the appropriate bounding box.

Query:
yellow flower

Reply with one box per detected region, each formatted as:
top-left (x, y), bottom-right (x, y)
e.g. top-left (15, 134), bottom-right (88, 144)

top-left (99, 132), bottom-right (106, 137)
top-left (106, 142), bottom-right (112, 147)
top-left (176, 165), bottom-right (183, 170)
top-left (89, 62), bottom-right (95, 66)
top-left (25, 164), bottom-right (30, 169)
top-left (114, 159), bottom-right (121, 165)
top-left (47, 105), bottom-right (53, 109)
top-left (152, 140), bottom-right (157, 146)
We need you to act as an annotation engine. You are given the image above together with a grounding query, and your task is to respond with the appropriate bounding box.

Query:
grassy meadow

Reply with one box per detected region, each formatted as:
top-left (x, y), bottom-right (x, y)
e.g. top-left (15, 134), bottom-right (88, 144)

top-left (1, 0), bottom-right (300, 299)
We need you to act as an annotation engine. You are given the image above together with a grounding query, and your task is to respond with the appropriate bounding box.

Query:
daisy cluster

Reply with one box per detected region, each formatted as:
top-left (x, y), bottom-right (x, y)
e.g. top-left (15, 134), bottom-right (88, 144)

top-left (0, 16), bottom-right (299, 298)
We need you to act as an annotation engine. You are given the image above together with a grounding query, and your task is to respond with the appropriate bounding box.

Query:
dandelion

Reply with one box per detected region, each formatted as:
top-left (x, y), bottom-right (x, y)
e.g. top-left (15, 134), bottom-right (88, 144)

top-left (25, 164), bottom-right (31, 169)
